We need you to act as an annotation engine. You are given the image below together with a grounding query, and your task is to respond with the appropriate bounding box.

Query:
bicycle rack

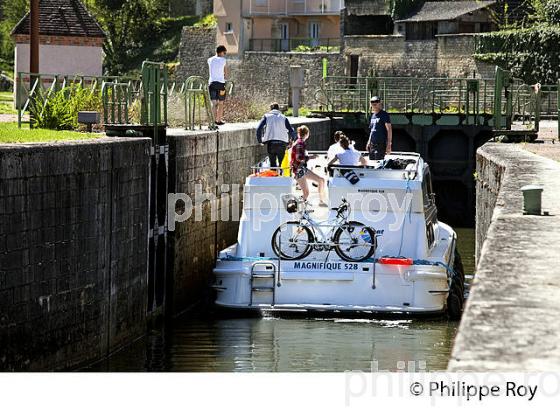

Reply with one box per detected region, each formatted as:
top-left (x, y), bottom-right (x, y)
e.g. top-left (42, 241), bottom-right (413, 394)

top-left (249, 262), bottom-right (277, 306)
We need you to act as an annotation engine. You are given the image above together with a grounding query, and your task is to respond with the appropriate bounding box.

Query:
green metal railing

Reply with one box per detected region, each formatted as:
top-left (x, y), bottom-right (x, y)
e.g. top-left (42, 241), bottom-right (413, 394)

top-left (15, 71), bottom-right (142, 128)
top-left (102, 82), bottom-right (130, 125)
top-left (184, 77), bottom-right (234, 130)
top-left (140, 61), bottom-right (168, 128)
top-left (317, 68), bottom-right (542, 131)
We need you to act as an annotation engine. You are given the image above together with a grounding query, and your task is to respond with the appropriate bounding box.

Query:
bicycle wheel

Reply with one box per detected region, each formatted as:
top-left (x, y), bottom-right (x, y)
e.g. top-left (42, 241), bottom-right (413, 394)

top-left (334, 222), bottom-right (376, 262)
top-left (271, 222), bottom-right (313, 260)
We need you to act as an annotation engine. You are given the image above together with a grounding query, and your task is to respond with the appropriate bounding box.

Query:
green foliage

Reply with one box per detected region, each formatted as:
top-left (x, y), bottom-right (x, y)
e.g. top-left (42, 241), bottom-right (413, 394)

top-left (223, 96), bottom-right (268, 123)
top-left (30, 85), bottom-right (102, 130)
top-left (194, 14), bottom-right (217, 28)
top-left (0, 122), bottom-right (99, 143)
top-left (543, 0), bottom-right (560, 24)
top-left (292, 45), bottom-right (340, 52)
top-left (474, 25), bottom-right (560, 83)
top-left (0, 91), bottom-right (16, 114)
top-left (85, 1), bottom-right (197, 75)
top-left (0, 0), bottom-right (28, 70)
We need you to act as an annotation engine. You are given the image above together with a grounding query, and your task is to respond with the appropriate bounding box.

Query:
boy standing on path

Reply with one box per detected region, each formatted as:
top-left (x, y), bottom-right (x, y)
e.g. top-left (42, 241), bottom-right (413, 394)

top-left (208, 45), bottom-right (228, 125)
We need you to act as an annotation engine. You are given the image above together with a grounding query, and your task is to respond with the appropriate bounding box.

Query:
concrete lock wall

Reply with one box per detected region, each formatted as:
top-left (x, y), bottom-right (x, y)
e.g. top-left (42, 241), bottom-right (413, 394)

top-left (449, 144), bottom-right (560, 371)
top-left (166, 118), bottom-right (331, 313)
top-left (0, 138), bottom-right (151, 371)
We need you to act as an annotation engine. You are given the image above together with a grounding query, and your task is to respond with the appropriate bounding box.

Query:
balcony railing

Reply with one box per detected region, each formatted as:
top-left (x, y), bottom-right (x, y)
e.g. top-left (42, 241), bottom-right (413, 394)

top-left (245, 0), bottom-right (344, 16)
top-left (248, 37), bottom-right (340, 52)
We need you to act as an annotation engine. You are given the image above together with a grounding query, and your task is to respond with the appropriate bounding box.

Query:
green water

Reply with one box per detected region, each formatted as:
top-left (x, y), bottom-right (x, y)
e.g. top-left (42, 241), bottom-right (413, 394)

top-left (88, 229), bottom-right (475, 372)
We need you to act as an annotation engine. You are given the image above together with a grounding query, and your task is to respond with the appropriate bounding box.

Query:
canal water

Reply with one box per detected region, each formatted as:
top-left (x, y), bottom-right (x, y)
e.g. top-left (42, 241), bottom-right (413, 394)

top-left (87, 228), bottom-right (475, 372)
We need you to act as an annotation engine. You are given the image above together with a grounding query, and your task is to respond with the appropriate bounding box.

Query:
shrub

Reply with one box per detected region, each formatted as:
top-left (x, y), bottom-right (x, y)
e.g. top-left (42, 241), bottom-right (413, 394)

top-left (30, 85), bottom-right (102, 130)
top-left (194, 14), bottom-right (217, 28)
top-left (223, 96), bottom-right (267, 123)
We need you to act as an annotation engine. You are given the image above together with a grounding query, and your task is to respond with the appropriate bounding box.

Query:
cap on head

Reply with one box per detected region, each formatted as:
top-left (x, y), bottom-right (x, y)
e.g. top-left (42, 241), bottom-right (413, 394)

top-left (370, 96), bottom-right (381, 103)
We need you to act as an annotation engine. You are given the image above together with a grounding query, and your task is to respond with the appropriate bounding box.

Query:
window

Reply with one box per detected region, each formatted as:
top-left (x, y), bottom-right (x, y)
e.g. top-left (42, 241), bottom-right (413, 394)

top-left (255, 0), bottom-right (267, 6)
top-left (225, 22), bottom-right (233, 33)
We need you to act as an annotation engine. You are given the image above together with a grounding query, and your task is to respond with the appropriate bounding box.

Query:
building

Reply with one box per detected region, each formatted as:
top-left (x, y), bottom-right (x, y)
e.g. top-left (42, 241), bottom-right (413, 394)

top-left (342, 0), bottom-right (393, 35)
top-left (11, 0), bottom-right (105, 77)
top-left (214, 0), bottom-right (345, 54)
top-left (394, 1), bottom-right (497, 40)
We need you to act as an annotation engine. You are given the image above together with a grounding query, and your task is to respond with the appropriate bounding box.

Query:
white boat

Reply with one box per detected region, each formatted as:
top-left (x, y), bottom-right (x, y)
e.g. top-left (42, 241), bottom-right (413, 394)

top-left (213, 151), bottom-right (465, 318)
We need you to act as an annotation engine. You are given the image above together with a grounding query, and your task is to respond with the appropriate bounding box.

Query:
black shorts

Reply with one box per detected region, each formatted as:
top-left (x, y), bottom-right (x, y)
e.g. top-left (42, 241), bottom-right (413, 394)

top-left (209, 81), bottom-right (226, 101)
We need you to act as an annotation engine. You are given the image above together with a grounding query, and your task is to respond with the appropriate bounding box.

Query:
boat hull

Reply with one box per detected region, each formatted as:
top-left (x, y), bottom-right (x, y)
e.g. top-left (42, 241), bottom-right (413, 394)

top-left (213, 256), bottom-right (450, 314)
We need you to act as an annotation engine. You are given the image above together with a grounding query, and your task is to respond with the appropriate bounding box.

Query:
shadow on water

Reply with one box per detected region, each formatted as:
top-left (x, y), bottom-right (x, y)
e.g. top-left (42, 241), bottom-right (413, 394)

top-left (86, 229), bottom-right (475, 372)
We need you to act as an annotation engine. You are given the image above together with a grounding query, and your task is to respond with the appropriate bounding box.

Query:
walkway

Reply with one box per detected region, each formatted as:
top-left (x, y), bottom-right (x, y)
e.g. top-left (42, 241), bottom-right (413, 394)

top-left (448, 143), bottom-right (560, 371)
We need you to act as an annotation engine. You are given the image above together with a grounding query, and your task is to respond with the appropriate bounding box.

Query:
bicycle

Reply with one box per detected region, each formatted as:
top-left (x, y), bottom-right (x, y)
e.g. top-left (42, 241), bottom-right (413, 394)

top-left (271, 197), bottom-right (377, 262)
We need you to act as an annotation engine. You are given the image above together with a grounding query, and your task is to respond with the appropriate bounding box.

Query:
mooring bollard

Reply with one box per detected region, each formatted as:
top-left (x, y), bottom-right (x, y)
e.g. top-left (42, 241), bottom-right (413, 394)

top-left (290, 65), bottom-right (304, 117)
top-left (521, 185), bottom-right (543, 215)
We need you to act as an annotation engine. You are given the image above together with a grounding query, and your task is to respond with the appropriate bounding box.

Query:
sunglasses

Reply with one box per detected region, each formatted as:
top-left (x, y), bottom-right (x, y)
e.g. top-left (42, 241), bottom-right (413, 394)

top-left (371, 101), bottom-right (380, 104)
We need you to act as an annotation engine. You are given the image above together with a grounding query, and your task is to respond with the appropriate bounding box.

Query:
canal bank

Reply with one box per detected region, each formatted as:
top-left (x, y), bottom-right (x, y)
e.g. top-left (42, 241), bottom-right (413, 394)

top-left (449, 143), bottom-right (560, 371)
top-left (0, 119), bottom-right (331, 371)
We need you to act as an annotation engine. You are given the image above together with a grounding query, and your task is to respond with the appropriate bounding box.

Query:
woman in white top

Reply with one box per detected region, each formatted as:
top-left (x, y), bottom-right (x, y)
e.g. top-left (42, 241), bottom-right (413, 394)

top-left (327, 130), bottom-right (345, 161)
top-left (328, 135), bottom-right (367, 167)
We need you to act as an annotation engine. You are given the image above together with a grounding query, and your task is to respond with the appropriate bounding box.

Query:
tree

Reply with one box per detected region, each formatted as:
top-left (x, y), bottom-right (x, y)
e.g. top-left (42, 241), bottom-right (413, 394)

top-left (85, 1), bottom-right (169, 75)
top-left (0, 0), bottom-right (28, 69)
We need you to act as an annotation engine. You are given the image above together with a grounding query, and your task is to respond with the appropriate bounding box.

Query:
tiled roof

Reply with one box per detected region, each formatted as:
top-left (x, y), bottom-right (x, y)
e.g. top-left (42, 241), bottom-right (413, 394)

top-left (11, 0), bottom-right (105, 38)
top-left (395, 1), bottom-right (496, 22)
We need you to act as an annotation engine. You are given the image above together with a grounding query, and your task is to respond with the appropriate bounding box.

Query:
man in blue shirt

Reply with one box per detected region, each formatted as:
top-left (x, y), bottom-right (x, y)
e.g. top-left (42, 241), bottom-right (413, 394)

top-left (256, 102), bottom-right (297, 169)
top-left (366, 96), bottom-right (392, 160)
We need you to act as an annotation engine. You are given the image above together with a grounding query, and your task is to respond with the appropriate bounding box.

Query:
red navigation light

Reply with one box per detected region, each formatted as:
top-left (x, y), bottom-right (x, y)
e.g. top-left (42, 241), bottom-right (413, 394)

top-left (379, 257), bottom-right (414, 266)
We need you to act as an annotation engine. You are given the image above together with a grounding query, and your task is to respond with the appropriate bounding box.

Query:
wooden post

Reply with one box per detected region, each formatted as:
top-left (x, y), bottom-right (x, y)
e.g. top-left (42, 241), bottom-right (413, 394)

top-left (30, 0), bottom-right (40, 127)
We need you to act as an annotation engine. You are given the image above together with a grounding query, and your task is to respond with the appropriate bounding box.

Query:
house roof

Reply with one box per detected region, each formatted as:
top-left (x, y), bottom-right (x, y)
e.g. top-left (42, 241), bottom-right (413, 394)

top-left (395, 1), bottom-right (496, 23)
top-left (11, 0), bottom-right (105, 38)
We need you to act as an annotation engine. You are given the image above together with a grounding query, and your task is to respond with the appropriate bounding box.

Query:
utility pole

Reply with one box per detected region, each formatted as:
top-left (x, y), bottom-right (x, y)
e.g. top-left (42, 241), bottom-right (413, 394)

top-left (30, 0), bottom-right (40, 126)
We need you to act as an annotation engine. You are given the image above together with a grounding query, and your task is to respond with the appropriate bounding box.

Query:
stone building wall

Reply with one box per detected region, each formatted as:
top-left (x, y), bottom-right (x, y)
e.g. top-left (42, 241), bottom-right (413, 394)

top-left (176, 26), bottom-right (217, 82)
top-left (0, 138), bottom-right (151, 370)
top-left (228, 52), bottom-right (345, 106)
top-left (344, 33), bottom-right (495, 79)
top-left (436, 34), bottom-right (495, 78)
top-left (166, 118), bottom-right (332, 312)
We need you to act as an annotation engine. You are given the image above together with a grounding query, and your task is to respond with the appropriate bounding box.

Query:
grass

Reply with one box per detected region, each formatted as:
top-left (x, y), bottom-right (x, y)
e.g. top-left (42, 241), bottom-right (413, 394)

top-left (0, 91), bottom-right (16, 114)
top-left (0, 122), bottom-right (100, 143)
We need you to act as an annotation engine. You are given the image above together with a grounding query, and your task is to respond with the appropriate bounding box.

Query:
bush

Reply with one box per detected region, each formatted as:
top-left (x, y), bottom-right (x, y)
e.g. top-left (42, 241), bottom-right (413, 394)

top-left (474, 25), bottom-right (560, 83)
top-left (543, 0), bottom-right (560, 24)
top-left (194, 14), bottom-right (217, 28)
top-left (223, 96), bottom-right (267, 123)
top-left (30, 85), bottom-right (102, 130)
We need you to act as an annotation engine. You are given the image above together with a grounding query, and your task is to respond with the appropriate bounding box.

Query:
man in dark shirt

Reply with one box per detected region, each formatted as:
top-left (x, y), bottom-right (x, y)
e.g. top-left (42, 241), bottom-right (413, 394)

top-left (366, 96), bottom-right (392, 160)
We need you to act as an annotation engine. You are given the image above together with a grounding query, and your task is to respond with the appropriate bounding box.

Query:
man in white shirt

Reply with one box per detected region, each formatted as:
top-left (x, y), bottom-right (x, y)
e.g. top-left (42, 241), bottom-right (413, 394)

top-left (208, 45), bottom-right (228, 125)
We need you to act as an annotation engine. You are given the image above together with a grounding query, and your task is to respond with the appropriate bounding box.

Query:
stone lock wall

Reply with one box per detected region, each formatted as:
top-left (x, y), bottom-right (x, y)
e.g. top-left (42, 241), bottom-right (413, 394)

top-left (450, 144), bottom-right (560, 371)
top-left (0, 138), bottom-right (151, 371)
